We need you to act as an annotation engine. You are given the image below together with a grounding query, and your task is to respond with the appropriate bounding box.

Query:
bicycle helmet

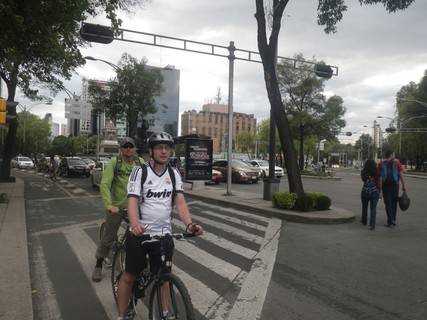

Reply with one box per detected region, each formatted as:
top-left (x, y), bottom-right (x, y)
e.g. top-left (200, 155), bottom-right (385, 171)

top-left (148, 132), bottom-right (174, 148)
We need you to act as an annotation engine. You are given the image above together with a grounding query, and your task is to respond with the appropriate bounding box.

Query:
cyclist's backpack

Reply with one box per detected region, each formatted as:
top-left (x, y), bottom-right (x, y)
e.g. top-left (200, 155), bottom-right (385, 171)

top-left (382, 160), bottom-right (396, 186)
top-left (113, 155), bottom-right (143, 178)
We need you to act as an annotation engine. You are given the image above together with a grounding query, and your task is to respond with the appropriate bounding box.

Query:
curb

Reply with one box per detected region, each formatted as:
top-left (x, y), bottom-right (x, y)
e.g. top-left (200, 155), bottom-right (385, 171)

top-left (186, 191), bottom-right (355, 225)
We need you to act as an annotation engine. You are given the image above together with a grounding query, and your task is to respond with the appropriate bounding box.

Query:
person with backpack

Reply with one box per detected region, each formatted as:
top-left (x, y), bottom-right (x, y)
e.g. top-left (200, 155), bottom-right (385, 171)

top-left (115, 132), bottom-right (203, 320)
top-left (360, 159), bottom-right (381, 230)
top-left (92, 137), bottom-right (144, 282)
top-left (378, 150), bottom-right (407, 228)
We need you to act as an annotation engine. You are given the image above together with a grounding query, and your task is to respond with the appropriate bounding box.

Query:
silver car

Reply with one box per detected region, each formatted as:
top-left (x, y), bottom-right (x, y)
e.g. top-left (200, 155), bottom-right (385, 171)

top-left (90, 160), bottom-right (109, 188)
top-left (11, 156), bottom-right (34, 169)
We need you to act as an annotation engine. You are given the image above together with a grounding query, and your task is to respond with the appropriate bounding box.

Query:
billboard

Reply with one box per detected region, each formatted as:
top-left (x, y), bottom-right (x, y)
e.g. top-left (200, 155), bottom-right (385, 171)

top-left (185, 138), bottom-right (213, 180)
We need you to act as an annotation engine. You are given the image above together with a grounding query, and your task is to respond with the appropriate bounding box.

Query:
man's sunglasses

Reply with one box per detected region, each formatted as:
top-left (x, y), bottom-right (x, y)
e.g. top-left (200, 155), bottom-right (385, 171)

top-left (121, 144), bottom-right (134, 149)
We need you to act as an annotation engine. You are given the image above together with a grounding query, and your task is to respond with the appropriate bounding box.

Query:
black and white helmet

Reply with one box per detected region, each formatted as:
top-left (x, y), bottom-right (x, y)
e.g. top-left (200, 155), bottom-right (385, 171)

top-left (148, 132), bottom-right (174, 148)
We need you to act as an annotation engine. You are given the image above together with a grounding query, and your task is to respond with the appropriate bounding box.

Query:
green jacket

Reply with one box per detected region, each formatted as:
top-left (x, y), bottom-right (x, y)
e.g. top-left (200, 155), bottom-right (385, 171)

top-left (100, 156), bottom-right (145, 210)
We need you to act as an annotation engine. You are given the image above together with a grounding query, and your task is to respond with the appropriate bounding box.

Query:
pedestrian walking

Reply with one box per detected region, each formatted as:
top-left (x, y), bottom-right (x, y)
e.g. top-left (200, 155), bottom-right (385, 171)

top-left (360, 159), bottom-right (380, 230)
top-left (49, 155), bottom-right (58, 181)
top-left (378, 150), bottom-right (406, 228)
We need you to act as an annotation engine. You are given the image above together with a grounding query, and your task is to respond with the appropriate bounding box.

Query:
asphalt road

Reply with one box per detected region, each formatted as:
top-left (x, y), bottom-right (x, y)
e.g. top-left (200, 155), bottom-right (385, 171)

top-left (16, 168), bottom-right (427, 319)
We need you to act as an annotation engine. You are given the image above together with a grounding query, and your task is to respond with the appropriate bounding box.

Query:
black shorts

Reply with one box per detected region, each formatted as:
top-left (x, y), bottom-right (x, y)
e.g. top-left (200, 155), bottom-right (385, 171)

top-left (125, 233), bottom-right (174, 276)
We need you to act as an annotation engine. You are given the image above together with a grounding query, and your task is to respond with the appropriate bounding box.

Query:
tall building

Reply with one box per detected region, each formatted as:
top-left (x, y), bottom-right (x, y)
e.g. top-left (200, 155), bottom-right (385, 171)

top-left (65, 66), bottom-right (180, 145)
top-left (60, 124), bottom-right (68, 136)
top-left (181, 103), bottom-right (257, 153)
top-left (43, 113), bottom-right (60, 139)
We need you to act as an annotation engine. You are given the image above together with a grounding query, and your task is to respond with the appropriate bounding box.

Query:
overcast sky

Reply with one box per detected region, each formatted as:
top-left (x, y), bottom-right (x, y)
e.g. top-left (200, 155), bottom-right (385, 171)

top-left (23, 0), bottom-right (427, 142)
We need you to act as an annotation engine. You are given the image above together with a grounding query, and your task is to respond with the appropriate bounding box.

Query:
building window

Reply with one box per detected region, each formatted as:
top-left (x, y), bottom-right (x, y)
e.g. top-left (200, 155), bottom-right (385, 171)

top-left (208, 128), bottom-right (212, 137)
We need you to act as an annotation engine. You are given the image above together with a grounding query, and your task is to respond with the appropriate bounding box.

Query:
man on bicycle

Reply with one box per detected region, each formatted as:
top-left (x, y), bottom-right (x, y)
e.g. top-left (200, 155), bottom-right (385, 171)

top-left (116, 132), bottom-right (203, 320)
top-left (92, 137), bottom-right (144, 282)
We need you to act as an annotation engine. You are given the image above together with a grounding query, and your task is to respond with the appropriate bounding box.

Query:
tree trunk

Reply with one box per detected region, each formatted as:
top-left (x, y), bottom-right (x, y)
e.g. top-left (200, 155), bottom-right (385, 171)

top-left (299, 123), bottom-right (304, 171)
top-left (255, 0), bottom-right (304, 196)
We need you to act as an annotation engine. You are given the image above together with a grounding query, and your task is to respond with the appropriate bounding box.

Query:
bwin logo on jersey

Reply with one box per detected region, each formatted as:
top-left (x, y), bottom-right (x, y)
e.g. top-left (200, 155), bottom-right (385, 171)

top-left (146, 189), bottom-right (172, 198)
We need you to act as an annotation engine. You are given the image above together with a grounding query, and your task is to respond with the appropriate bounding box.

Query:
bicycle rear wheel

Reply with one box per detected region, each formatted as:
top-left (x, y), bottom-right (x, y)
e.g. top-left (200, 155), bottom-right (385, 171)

top-left (148, 273), bottom-right (195, 320)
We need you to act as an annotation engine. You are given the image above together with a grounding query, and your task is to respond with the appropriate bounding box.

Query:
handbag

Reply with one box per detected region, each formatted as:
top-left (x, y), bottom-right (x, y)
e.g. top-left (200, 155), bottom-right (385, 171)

top-left (398, 191), bottom-right (410, 211)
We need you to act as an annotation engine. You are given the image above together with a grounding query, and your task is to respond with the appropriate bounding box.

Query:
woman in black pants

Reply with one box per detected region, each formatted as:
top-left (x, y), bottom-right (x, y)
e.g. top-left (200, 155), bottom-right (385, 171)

top-left (361, 159), bottom-right (381, 230)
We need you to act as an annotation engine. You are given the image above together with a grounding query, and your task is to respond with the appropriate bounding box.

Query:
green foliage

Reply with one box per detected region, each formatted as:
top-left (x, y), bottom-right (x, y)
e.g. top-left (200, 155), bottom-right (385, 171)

top-left (237, 131), bottom-right (256, 155)
top-left (88, 53), bottom-right (163, 140)
top-left (272, 192), bottom-right (297, 210)
top-left (294, 195), bottom-right (314, 212)
top-left (0, 193), bottom-right (10, 204)
top-left (305, 192), bottom-right (323, 208)
top-left (15, 112), bottom-right (51, 155)
top-left (316, 195), bottom-right (332, 210)
top-left (256, 119), bottom-right (281, 156)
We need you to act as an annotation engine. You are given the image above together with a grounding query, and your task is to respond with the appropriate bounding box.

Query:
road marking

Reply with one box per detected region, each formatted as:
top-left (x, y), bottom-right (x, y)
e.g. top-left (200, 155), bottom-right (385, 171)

top-left (64, 228), bottom-right (118, 319)
top-left (174, 238), bottom-right (246, 282)
top-left (173, 265), bottom-right (232, 317)
top-left (202, 210), bottom-right (267, 231)
top-left (188, 200), bottom-right (271, 223)
top-left (190, 213), bottom-right (263, 245)
top-left (34, 194), bottom-right (101, 202)
top-left (172, 220), bottom-right (257, 259)
top-left (30, 236), bottom-right (62, 320)
top-left (227, 218), bottom-right (282, 320)
top-left (33, 219), bottom-right (103, 236)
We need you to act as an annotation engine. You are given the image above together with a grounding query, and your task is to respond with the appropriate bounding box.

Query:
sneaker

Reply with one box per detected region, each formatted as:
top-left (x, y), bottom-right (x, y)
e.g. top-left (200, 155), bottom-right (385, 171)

top-left (92, 267), bottom-right (103, 282)
top-left (369, 225), bottom-right (375, 230)
top-left (384, 224), bottom-right (393, 228)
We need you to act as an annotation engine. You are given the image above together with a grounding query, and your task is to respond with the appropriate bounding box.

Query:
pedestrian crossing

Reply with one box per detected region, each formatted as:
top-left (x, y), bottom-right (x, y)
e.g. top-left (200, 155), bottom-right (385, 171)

top-left (30, 199), bottom-right (282, 320)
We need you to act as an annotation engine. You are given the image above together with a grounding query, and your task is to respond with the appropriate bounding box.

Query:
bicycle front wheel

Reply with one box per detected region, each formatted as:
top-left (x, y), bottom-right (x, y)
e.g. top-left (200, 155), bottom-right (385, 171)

top-left (111, 245), bottom-right (126, 304)
top-left (148, 273), bottom-right (195, 320)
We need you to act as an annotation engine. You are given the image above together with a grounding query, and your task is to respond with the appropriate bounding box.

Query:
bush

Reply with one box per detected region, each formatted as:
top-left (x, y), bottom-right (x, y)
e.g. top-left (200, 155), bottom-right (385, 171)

top-left (305, 192), bottom-right (323, 208)
top-left (316, 195), bottom-right (332, 210)
top-left (273, 192), bottom-right (297, 210)
top-left (294, 195), bottom-right (314, 212)
top-left (0, 193), bottom-right (10, 204)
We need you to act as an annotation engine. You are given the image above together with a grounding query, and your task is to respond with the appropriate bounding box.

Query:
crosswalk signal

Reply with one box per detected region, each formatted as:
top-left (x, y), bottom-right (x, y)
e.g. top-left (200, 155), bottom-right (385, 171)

top-left (0, 98), bottom-right (6, 125)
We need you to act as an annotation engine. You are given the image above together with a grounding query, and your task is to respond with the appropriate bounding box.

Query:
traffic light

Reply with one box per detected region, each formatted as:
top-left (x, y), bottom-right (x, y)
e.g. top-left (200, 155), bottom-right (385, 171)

top-left (385, 127), bottom-right (397, 133)
top-left (80, 22), bottom-right (114, 44)
top-left (0, 98), bottom-right (6, 125)
top-left (314, 63), bottom-right (333, 79)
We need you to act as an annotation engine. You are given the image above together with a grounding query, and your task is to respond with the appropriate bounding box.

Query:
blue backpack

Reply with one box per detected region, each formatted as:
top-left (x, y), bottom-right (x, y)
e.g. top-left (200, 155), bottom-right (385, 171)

top-left (382, 160), bottom-right (398, 186)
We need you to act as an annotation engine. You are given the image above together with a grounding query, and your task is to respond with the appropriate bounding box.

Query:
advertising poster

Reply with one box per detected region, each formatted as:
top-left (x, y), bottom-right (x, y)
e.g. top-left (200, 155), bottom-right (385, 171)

top-left (185, 138), bottom-right (213, 180)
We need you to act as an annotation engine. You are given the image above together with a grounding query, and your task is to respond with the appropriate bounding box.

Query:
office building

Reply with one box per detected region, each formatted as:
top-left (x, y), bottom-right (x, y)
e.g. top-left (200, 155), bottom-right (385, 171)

top-left (181, 103), bottom-right (257, 153)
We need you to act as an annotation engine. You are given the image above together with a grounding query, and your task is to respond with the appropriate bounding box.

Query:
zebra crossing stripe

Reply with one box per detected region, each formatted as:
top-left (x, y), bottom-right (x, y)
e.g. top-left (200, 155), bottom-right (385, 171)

top-left (190, 213), bottom-right (263, 245)
top-left (172, 220), bottom-right (257, 259)
top-left (63, 228), bottom-right (118, 319)
top-left (202, 210), bottom-right (267, 231)
top-left (227, 218), bottom-right (282, 320)
top-left (174, 237), bottom-right (247, 283)
top-left (173, 265), bottom-right (232, 317)
top-left (188, 200), bottom-right (271, 223)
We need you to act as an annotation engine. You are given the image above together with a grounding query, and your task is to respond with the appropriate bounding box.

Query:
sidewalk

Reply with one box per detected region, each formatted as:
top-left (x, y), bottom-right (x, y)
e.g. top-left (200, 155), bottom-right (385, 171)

top-left (0, 177), bottom-right (33, 320)
top-left (184, 183), bottom-right (355, 224)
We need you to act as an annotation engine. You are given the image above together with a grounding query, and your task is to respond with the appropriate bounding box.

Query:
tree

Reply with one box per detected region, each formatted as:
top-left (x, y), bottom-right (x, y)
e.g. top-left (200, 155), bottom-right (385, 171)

top-left (256, 119), bottom-right (282, 158)
top-left (50, 136), bottom-right (73, 156)
top-left (237, 131), bottom-right (256, 158)
top-left (254, 0), bottom-right (415, 196)
top-left (89, 53), bottom-right (163, 149)
top-left (15, 112), bottom-right (51, 155)
top-left (0, 0), bottom-right (146, 180)
top-left (278, 53), bottom-right (326, 170)
top-left (355, 134), bottom-right (374, 161)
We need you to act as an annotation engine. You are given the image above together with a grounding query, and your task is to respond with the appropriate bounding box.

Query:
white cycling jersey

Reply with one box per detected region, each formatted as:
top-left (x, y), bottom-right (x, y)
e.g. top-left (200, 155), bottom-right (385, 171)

top-left (127, 164), bottom-right (183, 236)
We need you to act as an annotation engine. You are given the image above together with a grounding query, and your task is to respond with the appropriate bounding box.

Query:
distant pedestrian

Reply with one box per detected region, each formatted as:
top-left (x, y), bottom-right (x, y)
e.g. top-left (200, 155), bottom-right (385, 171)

top-left (49, 155), bottom-right (58, 181)
top-left (360, 159), bottom-right (380, 230)
top-left (378, 150), bottom-right (406, 228)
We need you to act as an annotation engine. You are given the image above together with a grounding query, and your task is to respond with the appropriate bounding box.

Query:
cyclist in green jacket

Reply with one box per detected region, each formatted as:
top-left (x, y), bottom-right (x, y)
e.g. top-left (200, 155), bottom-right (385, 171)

top-left (92, 137), bottom-right (144, 282)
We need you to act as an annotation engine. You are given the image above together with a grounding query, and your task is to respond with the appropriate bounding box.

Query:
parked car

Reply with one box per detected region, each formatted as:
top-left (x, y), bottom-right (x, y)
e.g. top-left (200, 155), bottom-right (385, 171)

top-left (58, 157), bottom-right (90, 178)
top-left (81, 157), bottom-right (96, 170)
top-left (247, 159), bottom-right (285, 178)
top-left (205, 169), bottom-right (224, 185)
top-left (90, 159), bottom-right (110, 188)
top-left (11, 156), bottom-right (34, 169)
top-left (212, 159), bottom-right (260, 183)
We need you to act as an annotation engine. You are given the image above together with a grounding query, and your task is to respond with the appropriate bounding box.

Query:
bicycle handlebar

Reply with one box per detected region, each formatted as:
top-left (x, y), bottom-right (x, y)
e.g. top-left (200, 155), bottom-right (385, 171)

top-left (140, 233), bottom-right (197, 246)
